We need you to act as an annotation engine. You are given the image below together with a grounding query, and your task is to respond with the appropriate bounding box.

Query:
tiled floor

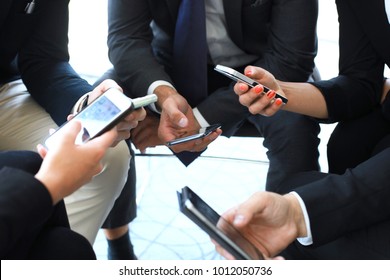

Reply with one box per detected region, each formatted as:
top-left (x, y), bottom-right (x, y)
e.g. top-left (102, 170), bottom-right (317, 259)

top-left (68, 1), bottom-right (341, 260)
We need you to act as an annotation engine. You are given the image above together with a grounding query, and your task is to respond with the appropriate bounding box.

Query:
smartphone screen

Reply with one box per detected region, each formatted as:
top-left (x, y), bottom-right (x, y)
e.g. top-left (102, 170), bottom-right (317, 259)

top-left (166, 124), bottom-right (221, 146)
top-left (177, 186), bottom-right (264, 260)
top-left (44, 88), bottom-right (133, 149)
top-left (214, 64), bottom-right (288, 104)
top-left (73, 95), bottom-right (122, 143)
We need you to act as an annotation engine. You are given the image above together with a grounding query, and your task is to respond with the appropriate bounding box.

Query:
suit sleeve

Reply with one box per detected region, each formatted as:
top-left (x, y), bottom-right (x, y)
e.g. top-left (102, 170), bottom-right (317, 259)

top-left (0, 167), bottom-right (54, 258)
top-left (107, 0), bottom-right (172, 98)
top-left (309, 0), bottom-right (384, 123)
top-left (18, 0), bottom-right (93, 125)
top-left (293, 148), bottom-right (390, 246)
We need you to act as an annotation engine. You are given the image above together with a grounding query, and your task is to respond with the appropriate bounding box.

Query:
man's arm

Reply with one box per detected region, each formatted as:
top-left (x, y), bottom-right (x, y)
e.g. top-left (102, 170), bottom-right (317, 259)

top-left (294, 148), bottom-right (390, 246)
top-left (18, 0), bottom-right (92, 125)
top-left (107, 0), bottom-right (172, 99)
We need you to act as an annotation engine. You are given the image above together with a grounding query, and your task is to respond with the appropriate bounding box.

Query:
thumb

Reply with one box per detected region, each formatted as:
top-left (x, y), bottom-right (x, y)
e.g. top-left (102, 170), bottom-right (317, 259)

top-left (59, 120), bottom-right (83, 145)
top-left (232, 192), bottom-right (268, 227)
top-left (164, 100), bottom-right (189, 128)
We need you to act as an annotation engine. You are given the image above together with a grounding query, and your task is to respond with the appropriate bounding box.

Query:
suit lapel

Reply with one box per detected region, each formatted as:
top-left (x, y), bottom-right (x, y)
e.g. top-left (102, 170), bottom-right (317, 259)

top-left (222, 0), bottom-right (244, 47)
top-left (349, 0), bottom-right (390, 64)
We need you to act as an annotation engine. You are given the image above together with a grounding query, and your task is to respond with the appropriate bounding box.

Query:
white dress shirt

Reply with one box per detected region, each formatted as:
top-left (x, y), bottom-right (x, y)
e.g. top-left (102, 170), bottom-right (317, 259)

top-left (148, 0), bottom-right (257, 125)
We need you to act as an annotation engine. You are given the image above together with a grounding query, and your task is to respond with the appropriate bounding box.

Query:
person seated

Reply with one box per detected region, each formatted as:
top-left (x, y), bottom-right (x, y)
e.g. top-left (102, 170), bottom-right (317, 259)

top-left (214, 0), bottom-right (390, 259)
top-left (93, 0), bottom-right (321, 258)
top-left (0, 0), bottom-right (146, 251)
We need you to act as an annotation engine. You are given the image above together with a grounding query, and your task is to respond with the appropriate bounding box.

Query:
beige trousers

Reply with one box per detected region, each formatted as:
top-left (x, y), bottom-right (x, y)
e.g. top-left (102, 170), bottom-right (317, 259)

top-left (0, 80), bottom-right (130, 244)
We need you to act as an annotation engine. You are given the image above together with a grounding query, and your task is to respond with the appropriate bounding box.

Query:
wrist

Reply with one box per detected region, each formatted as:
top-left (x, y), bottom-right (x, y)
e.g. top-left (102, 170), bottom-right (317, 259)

top-left (284, 193), bottom-right (307, 238)
top-left (153, 85), bottom-right (178, 111)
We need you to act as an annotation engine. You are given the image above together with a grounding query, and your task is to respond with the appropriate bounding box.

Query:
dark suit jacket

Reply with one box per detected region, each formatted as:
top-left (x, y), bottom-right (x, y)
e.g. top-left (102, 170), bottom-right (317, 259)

top-left (108, 0), bottom-right (318, 135)
top-left (0, 0), bottom-right (93, 125)
top-left (0, 167), bottom-right (56, 259)
top-left (290, 0), bottom-right (390, 248)
top-left (0, 151), bottom-right (65, 259)
top-left (312, 0), bottom-right (390, 123)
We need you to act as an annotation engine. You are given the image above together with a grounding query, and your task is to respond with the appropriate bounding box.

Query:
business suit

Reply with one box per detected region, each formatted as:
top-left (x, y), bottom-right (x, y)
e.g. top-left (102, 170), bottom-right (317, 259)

top-left (279, 0), bottom-right (390, 259)
top-left (0, 151), bottom-right (95, 259)
top-left (107, 0), bottom-right (321, 190)
top-left (0, 0), bottom-right (130, 244)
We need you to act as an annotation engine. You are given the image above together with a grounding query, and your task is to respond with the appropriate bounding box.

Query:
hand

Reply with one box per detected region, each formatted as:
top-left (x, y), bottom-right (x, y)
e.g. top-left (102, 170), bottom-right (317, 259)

top-left (155, 86), bottom-right (221, 153)
top-left (87, 79), bottom-right (146, 146)
top-left (234, 66), bottom-right (286, 116)
top-left (35, 120), bottom-right (118, 205)
top-left (131, 110), bottom-right (164, 153)
top-left (214, 191), bottom-right (307, 259)
top-left (381, 78), bottom-right (390, 104)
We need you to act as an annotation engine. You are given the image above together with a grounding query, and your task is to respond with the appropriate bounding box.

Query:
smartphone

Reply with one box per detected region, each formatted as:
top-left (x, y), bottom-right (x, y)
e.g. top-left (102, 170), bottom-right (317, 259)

top-left (214, 64), bottom-right (288, 104)
top-left (177, 186), bottom-right (264, 260)
top-left (166, 124), bottom-right (221, 147)
top-left (44, 89), bottom-right (157, 149)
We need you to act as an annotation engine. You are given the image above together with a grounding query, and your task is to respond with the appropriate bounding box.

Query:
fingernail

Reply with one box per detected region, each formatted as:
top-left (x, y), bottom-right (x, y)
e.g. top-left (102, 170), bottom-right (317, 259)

top-left (234, 214), bottom-right (245, 225)
top-left (254, 85), bottom-right (263, 94)
top-left (275, 99), bottom-right (283, 106)
top-left (178, 118), bottom-right (187, 127)
top-left (239, 84), bottom-right (246, 91)
top-left (267, 90), bottom-right (276, 99)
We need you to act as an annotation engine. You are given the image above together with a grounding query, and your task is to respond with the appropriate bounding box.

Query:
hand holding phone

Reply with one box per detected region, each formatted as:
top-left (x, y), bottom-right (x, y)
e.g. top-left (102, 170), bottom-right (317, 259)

top-left (177, 186), bottom-right (264, 260)
top-left (166, 124), bottom-right (221, 147)
top-left (214, 64), bottom-right (288, 104)
top-left (44, 89), bottom-right (157, 149)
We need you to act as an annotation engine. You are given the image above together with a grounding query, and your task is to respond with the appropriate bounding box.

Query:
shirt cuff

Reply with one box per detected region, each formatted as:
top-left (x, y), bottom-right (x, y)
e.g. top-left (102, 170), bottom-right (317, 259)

top-left (193, 108), bottom-right (210, 127)
top-left (147, 80), bottom-right (175, 113)
top-left (290, 191), bottom-right (313, 246)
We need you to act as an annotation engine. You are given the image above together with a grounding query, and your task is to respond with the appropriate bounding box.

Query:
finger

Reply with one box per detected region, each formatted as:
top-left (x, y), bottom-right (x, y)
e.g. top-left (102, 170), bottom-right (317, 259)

top-left (248, 96), bottom-right (284, 116)
top-left (211, 241), bottom-right (236, 260)
top-left (58, 120), bottom-right (83, 145)
top-left (234, 82), bottom-right (250, 96)
top-left (192, 130), bottom-right (221, 151)
top-left (163, 101), bottom-right (189, 128)
top-left (231, 192), bottom-right (269, 227)
top-left (96, 79), bottom-right (122, 93)
top-left (88, 126), bottom-right (118, 149)
top-left (36, 144), bottom-right (47, 159)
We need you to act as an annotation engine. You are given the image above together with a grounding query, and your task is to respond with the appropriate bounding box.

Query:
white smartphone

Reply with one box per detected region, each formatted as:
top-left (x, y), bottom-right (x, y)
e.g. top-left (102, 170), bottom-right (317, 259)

top-left (214, 64), bottom-right (288, 104)
top-left (166, 124), bottom-right (221, 147)
top-left (44, 88), bottom-right (157, 149)
top-left (177, 186), bottom-right (264, 260)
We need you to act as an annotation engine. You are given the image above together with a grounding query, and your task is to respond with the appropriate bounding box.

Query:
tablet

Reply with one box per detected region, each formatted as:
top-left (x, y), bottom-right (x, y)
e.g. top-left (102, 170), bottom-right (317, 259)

top-left (177, 186), bottom-right (264, 260)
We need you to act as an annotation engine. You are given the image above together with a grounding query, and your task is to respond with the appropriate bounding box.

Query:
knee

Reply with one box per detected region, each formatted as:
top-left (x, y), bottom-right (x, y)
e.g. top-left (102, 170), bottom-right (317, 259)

top-left (98, 141), bottom-right (131, 196)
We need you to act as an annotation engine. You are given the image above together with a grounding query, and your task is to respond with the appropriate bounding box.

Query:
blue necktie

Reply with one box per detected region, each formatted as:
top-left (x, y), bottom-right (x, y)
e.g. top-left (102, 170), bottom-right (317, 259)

top-left (171, 0), bottom-right (208, 166)
top-left (172, 0), bottom-right (208, 107)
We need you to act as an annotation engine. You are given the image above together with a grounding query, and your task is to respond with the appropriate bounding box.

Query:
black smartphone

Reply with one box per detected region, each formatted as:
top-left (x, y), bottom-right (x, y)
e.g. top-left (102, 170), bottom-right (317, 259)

top-left (177, 186), bottom-right (264, 260)
top-left (44, 89), bottom-right (157, 149)
top-left (166, 124), bottom-right (221, 147)
top-left (214, 64), bottom-right (288, 104)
